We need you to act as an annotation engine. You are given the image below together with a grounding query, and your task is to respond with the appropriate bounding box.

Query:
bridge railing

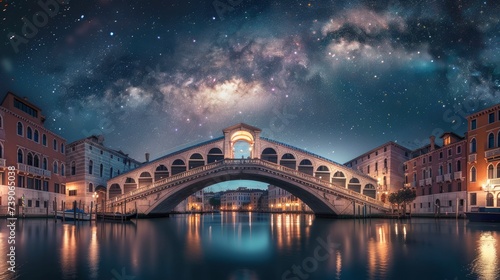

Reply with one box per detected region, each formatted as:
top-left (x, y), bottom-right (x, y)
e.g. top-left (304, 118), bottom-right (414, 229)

top-left (108, 159), bottom-right (390, 209)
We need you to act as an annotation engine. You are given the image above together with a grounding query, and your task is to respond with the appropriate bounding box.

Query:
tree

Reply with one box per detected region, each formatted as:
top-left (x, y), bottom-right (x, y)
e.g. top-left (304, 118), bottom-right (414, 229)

top-left (388, 188), bottom-right (416, 216)
top-left (209, 197), bottom-right (220, 209)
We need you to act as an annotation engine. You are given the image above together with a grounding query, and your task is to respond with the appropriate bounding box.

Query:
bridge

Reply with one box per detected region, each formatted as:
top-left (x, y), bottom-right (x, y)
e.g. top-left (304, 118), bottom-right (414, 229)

top-left (105, 123), bottom-right (391, 217)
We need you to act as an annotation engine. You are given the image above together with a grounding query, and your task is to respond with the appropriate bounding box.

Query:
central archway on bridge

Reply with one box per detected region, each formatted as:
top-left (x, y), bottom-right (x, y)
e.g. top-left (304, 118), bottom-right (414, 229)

top-left (223, 123), bottom-right (262, 159)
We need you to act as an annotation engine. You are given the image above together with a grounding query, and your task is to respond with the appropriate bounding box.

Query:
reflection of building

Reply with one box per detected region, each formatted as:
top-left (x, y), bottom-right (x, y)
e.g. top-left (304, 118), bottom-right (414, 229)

top-left (174, 190), bottom-right (204, 212)
top-left (345, 142), bottom-right (411, 201)
top-left (404, 134), bottom-right (467, 215)
top-left (65, 135), bottom-right (140, 210)
top-left (0, 92), bottom-right (66, 216)
top-left (467, 104), bottom-right (500, 210)
top-left (220, 187), bottom-right (264, 211)
top-left (268, 185), bottom-right (311, 212)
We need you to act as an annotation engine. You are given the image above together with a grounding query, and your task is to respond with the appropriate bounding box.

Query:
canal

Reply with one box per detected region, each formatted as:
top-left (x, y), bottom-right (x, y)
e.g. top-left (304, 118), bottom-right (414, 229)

top-left (1, 213), bottom-right (499, 280)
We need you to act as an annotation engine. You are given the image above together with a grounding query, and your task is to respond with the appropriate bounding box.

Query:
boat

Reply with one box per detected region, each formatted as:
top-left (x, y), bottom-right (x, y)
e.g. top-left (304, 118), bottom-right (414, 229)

top-left (466, 207), bottom-right (500, 223)
top-left (97, 211), bottom-right (136, 221)
top-left (56, 208), bottom-right (92, 221)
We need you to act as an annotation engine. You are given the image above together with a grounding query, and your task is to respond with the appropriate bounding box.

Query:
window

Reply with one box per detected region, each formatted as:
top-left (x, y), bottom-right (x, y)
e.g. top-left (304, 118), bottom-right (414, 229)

top-left (439, 152), bottom-right (443, 159)
top-left (447, 184), bottom-right (452, 192)
top-left (439, 165), bottom-right (443, 176)
top-left (498, 131), bottom-right (500, 147)
top-left (486, 193), bottom-right (494, 207)
top-left (17, 175), bottom-right (25, 188)
top-left (27, 178), bottom-right (34, 189)
top-left (43, 181), bottom-right (48, 191)
top-left (456, 160), bottom-right (461, 172)
top-left (429, 156), bottom-right (432, 162)
top-left (384, 158), bottom-right (387, 168)
top-left (69, 190), bottom-right (77, 196)
top-left (42, 134), bottom-right (47, 146)
top-left (0, 144), bottom-right (2, 158)
top-left (17, 122), bottom-right (23, 136)
top-left (35, 179), bottom-right (41, 190)
top-left (54, 183), bottom-right (60, 193)
top-left (28, 200), bottom-right (32, 207)
top-left (100, 164), bottom-right (103, 177)
top-left (14, 98), bottom-right (38, 117)
top-left (428, 187), bottom-right (432, 195)
top-left (457, 182), bottom-right (462, 191)
top-left (470, 138), bottom-right (477, 153)
top-left (27, 153), bottom-right (33, 166)
top-left (471, 119), bottom-right (477, 130)
top-left (447, 162), bottom-right (452, 174)
top-left (457, 146), bottom-right (461, 154)
top-left (470, 167), bottom-right (476, 182)
top-left (488, 164), bottom-right (494, 179)
top-left (384, 147), bottom-right (387, 152)
top-left (448, 200), bottom-right (452, 207)
top-left (61, 164), bottom-right (65, 176)
top-left (89, 160), bottom-right (93, 175)
top-left (110, 167), bottom-right (113, 178)
top-left (53, 161), bottom-right (58, 174)
top-left (34, 155), bottom-right (39, 167)
top-left (27, 127), bottom-right (32, 139)
top-left (489, 113), bottom-right (495, 123)
top-left (439, 185), bottom-right (443, 193)
top-left (88, 183), bottom-right (93, 193)
top-left (423, 158), bottom-right (426, 164)
top-left (367, 165), bottom-right (370, 173)
top-left (17, 149), bottom-right (23, 163)
top-left (34, 130), bottom-right (39, 142)
top-left (61, 143), bottom-right (65, 153)
top-left (71, 161), bottom-right (76, 175)
top-left (53, 139), bottom-right (57, 151)
top-left (488, 133), bottom-right (495, 149)
top-left (448, 149), bottom-right (452, 156)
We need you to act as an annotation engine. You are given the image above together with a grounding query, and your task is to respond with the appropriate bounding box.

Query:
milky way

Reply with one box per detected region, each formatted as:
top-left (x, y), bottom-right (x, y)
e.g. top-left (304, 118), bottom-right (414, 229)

top-left (0, 0), bottom-right (499, 164)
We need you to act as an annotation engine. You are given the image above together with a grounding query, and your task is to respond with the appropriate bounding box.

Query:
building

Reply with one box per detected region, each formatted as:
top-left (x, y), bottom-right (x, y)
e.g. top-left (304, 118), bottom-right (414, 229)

top-left (220, 187), bottom-right (264, 211)
top-left (467, 103), bottom-right (500, 210)
top-left (345, 142), bottom-right (411, 202)
top-left (268, 185), bottom-right (311, 212)
top-left (404, 134), bottom-right (467, 215)
top-left (65, 135), bottom-right (141, 210)
top-left (0, 92), bottom-right (67, 216)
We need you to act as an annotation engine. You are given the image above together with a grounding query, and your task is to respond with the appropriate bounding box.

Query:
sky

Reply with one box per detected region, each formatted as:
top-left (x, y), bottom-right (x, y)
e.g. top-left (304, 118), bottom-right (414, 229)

top-left (1, 0), bottom-right (499, 175)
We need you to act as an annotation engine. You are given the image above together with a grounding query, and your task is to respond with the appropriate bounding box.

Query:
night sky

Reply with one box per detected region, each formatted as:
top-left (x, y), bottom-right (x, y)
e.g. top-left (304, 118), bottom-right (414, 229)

top-left (1, 0), bottom-right (499, 165)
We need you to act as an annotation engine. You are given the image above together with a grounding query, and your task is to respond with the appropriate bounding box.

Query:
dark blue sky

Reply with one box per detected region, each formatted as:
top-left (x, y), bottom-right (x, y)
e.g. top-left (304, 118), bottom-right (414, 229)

top-left (1, 0), bottom-right (499, 165)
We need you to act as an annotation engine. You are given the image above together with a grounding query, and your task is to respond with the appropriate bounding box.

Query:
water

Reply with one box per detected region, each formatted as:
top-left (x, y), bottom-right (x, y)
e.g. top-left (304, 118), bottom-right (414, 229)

top-left (1, 213), bottom-right (500, 280)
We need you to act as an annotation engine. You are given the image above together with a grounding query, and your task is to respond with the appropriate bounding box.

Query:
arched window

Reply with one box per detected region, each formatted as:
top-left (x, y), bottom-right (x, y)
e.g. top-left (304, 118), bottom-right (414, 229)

top-left (488, 164), bottom-right (494, 179)
top-left (456, 160), bottom-right (461, 172)
top-left (89, 160), bottom-right (93, 175)
top-left (43, 158), bottom-right (47, 170)
top-left (34, 129), bottom-right (39, 143)
top-left (71, 161), bottom-right (76, 175)
top-left (27, 153), bottom-right (33, 166)
top-left (470, 138), bottom-right (477, 153)
top-left (61, 143), bottom-right (65, 153)
top-left (61, 164), bottom-right (65, 176)
top-left (27, 127), bottom-right (32, 140)
top-left (470, 167), bottom-right (476, 182)
top-left (0, 143), bottom-right (3, 158)
top-left (53, 139), bottom-right (57, 151)
top-left (488, 133), bottom-right (495, 149)
top-left (17, 122), bottom-right (23, 136)
top-left (100, 164), bottom-right (103, 177)
top-left (17, 149), bottom-right (23, 163)
top-left (53, 161), bottom-right (58, 174)
top-left (34, 155), bottom-right (39, 167)
top-left (486, 193), bottom-right (494, 207)
top-left (384, 158), bottom-right (388, 168)
top-left (88, 183), bottom-right (93, 193)
top-left (42, 134), bottom-right (47, 146)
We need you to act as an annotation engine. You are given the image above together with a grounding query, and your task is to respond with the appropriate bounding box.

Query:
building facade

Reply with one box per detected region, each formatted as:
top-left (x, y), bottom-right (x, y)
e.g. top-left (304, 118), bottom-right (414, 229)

top-left (345, 142), bottom-right (411, 202)
top-left (220, 187), bottom-right (264, 211)
top-left (65, 135), bottom-right (141, 210)
top-left (467, 104), bottom-right (500, 210)
top-left (0, 92), bottom-right (67, 216)
top-left (404, 134), bottom-right (467, 215)
top-left (268, 185), bottom-right (311, 212)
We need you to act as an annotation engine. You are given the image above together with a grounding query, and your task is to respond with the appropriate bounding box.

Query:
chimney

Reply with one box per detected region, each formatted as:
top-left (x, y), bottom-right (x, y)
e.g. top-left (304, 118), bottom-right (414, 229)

top-left (430, 136), bottom-right (435, 151)
top-left (145, 153), bottom-right (150, 162)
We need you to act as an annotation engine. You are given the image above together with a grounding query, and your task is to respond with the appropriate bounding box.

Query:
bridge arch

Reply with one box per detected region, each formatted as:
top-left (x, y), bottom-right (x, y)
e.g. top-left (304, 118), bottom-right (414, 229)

top-left (207, 148), bottom-right (224, 163)
top-left (124, 177), bottom-right (137, 193)
top-left (298, 159), bottom-right (314, 175)
top-left (108, 183), bottom-right (122, 199)
top-left (189, 153), bottom-right (205, 169)
top-left (363, 183), bottom-right (376, 199)
top-left (279, 153), bottom-right (297, 169)
top-left (138, 171), bottom-right (153, 188)
top-left (261, 147), bottom-right (278, 163)
top-left (171, 159), bottom-right (187, 175)
top-left (315, 165), bottom-right (330, 182)
top-left (155, 165), bottom-right (169, 181)
top-left (348, 177), bottom-right (361, 193)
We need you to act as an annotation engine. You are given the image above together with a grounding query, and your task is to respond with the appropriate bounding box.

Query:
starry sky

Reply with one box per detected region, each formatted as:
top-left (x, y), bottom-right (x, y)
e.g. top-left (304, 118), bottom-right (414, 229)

top-left (1, 0), bottom-right (499, 167)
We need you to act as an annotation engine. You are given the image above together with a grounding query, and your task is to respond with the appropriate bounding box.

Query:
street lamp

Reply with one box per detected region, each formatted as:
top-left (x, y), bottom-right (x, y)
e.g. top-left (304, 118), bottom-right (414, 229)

top-left (482, 180), bottom-right (494, 206)
top-left (92, 192), bottom-right (98, 214)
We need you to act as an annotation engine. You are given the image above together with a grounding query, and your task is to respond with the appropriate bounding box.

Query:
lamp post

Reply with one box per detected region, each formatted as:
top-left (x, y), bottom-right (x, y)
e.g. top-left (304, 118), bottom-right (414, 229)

top-left (482, 180), bottom-right (493, 207)
top-left (92, 192), bottom-right (98, 219)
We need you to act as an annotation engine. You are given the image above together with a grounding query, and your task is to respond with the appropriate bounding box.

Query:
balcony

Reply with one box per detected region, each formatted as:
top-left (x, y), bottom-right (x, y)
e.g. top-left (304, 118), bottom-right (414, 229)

top-left (425, 178), bottom-right (432, 185)
top-left (490, 178), bottom-right (500, 186)
top-left (419, 179), bottom-right (425, 187)
top-left (444, 173), bottom-right (452, 182)
top-left (468, 153), bottom-right (477, 162)
top-left (17, 163), bottom-right (51, 178)
top-left (436, 175), bottom-right (443, 183)
top-left (0, 158), bottom-right (5, 167)
top-left (454, 171), bottom-right (463, 181)
top-left (485, 147), bottom-right (500, 159)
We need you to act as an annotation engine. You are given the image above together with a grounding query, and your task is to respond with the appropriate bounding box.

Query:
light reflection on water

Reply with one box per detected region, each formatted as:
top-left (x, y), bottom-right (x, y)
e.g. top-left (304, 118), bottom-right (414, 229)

top-left (0, 215), bottom-right (499, 280)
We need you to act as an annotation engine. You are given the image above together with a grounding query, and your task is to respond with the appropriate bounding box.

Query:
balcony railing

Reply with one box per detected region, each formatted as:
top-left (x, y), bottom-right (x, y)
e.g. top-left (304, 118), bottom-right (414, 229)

top-left (490, 178), bottom-right (500, 186)
top-left (436, 175), bottom-right (443, 183)
top-left (419, 179), bottom-right (425, 187)
top-left (468, 154), bottom-right (477, 162)
top-left (17, 163), bottom-right (51, 178)
top-left (454, 171), bottom-right (463, 181)
top-left (425, 178), bottom-right (432, 185)
top-left (485, 147), bottom-right (500, 159)
top-left (444, 173), bottom-right (452, 182)
top-left (0, 158), bottom-right (5, 167)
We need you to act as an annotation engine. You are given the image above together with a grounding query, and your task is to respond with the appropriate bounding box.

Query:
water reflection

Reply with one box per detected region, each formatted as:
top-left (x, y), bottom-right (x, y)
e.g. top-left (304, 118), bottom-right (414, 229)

top-left (472, 231), bottom-right (499, 280)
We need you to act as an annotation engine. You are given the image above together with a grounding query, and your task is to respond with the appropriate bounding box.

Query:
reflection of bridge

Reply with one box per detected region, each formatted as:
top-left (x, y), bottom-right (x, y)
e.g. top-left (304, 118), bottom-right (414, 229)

top-left (106, 123), bottom-right (391, 217)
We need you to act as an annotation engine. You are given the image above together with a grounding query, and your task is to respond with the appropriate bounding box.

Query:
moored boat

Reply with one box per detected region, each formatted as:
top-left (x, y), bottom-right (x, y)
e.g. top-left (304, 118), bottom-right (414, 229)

top-left (56, 208), bottom-right (92, 221)
top-left (97, 211), bottom-right (136, 221)
top-left (466, 207), bottom-right (500, 223)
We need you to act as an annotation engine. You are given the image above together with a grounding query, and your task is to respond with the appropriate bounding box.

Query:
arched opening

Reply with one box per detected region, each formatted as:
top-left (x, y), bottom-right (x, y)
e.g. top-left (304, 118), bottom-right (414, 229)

top-left (234, 141), bottom-right (251, 159)
top-left (17, 149), bottom-right (23, 163)
top-left (470, 138), bottom-right (477, 153)
top-left (108, 184), bottom-right (122, 199)
top-left (71, 161), bottom-right (76, 175)
top-left (315, 166), bottom-right (330, 182)
top-left (488, 164), bottom-right (494, 179)
top-left (189, 153), bottom-right (205, 169)
top-left (34, 155), bottom-right (40, 168)
top-left (138, 172), bottom-right (153, 188)
top-left (488, 133), bottom-right (495, 149)
top-left (171, 159), bottom-right (187, 175)
top-left (332, 171), bottom-right (346, 187)
top-left (348, 178), bottom-right (361, 193)
top-left (261, 148), bottom-right (278, 163)
top-left (27, 153), bottom-right (33, 166)
top-left (207, 148), bottom-right (224, 163)
top-left (470, 167), bottom-right (476, 182)
top-left (124, 177), bottom-right (137, 193)
top-left (486, 193), bottom-right (494, 207)
top-left (279, 153), bottom-right (296, 169)
top-left (155, 165), bottom-right (169, 181)
top-left (298, 159), bottom-right (313, 175)
top-left (363, 184), bottom-right (376, 199)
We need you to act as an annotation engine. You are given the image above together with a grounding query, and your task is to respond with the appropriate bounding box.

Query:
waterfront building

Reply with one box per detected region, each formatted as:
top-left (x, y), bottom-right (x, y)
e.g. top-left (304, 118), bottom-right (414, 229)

top-left (220, 187), bottom-right (264, 211)
top-left (345, 142), bottom-right (411, 202)
top-left (467, 103), bottom-right (500, 210)
top-left (268, 185), bottom-right (311, 212)
top-left (65, 135), bottom-right (141, 211)
top-left (0, 92), bottom-right (66, 216)
top-left (404, 134), bottom-right (467, 215)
